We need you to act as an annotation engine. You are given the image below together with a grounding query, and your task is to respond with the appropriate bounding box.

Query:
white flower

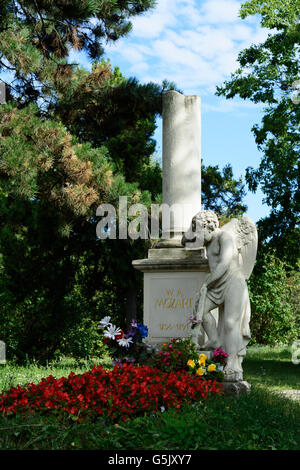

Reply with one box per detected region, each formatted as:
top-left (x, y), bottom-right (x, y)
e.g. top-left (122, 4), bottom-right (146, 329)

top-left (103, 324), bottom-right (122, 340)
top-left (187, 315), bottom-right (202, 327)
top-left (117, 336), bottom-right (133, 348)
top-left (98, 316), bottom-right (112, 329)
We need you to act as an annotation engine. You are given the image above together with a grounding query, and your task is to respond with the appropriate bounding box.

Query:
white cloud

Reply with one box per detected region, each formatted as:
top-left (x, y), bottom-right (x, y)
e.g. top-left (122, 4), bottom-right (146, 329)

top-left (131, 0), bottom-right (177, 38)
top-left (104, 0), bottom-right (273, 102)
top-left (203, 98), bottom-right (264, 114)
top-left (199, 0), bottom-right (241, 24)
top-left (215, 51), bottom-right (239, 76)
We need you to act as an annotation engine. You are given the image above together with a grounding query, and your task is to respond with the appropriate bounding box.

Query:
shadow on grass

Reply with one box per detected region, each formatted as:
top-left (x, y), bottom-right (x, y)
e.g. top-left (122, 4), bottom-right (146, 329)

top-left (244, 357), bottom-right (300, 389)
top-left (0, 385), bottom-right (299, 450)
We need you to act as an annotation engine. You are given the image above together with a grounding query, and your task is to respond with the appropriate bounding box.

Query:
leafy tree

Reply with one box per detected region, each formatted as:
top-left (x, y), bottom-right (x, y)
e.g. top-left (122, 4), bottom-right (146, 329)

top-left (201, 163), bottom-right (247, 217)
top-left (217, 0), bottom-right (300, 266)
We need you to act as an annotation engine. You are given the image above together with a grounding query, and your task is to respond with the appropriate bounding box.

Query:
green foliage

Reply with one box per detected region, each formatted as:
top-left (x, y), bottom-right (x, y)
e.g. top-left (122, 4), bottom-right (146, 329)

top-left (59, 319), bottom-right (105, 358)
top-left (248, 251), bottom-right (299, 345)
top-left (0, 1), bottom-right (156, 98)
top-left (240, 0), bottom-right (299, 29)
top-left (0, 103), bottom-right (113, 215)
top-left (202, 163), bottom-right (247, 217)
top-left (0, 46), bottom-right (174, 363)
top-left (217, 0), bottom-right (300, 264)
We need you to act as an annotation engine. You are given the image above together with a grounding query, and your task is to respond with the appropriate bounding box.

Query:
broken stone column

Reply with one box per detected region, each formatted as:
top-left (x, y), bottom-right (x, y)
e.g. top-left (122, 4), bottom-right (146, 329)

top-left (161, 91), bottom-right (202, 244)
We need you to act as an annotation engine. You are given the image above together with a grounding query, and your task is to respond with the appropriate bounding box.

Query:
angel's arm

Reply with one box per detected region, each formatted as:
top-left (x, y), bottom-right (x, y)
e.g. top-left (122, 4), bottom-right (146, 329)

top-left (205, 231), bottom-right (234, 289)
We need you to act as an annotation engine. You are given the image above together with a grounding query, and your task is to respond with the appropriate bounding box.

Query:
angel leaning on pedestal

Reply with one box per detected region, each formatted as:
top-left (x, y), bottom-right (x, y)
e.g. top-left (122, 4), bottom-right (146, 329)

top-left (182, 210), bottom-right (258, 382)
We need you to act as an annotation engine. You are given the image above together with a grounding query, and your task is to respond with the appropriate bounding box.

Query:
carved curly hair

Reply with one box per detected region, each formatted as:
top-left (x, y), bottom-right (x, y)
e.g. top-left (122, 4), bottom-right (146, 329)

top-left (193, 210), bottom-right (219, 229)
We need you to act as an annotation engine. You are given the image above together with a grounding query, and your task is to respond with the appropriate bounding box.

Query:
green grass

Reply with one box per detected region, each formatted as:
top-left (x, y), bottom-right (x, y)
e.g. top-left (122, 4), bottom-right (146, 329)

top-left (244, 345), bottom-right (300, 391)
top-left (0, 355), bottom-right (113, 393)
top-left (0, 346), bottom-right (299, 450)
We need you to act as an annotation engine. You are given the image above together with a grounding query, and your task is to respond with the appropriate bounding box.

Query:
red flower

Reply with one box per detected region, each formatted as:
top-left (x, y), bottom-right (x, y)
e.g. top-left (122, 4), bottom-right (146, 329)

top-left (115, 330), bottom-right (124, 341)
top-left (0, 365), bottom-right (223, 423)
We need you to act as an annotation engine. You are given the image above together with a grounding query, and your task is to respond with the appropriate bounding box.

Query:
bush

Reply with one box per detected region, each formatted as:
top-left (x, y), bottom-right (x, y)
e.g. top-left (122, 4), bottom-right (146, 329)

top-left (248, 251), bottom-right (299, 345)
top-left (59, 318), bottom-right (106, 359)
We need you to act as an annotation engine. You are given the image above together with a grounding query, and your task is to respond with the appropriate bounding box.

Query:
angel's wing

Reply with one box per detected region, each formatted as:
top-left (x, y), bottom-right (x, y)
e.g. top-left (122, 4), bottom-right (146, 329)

top-left (221, 217), bottom-right (258, 279)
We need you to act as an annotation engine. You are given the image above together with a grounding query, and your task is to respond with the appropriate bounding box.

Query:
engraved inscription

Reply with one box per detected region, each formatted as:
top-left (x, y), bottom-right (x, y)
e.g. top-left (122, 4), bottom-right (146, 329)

top-left (154, 288), bottom-right (192, 310)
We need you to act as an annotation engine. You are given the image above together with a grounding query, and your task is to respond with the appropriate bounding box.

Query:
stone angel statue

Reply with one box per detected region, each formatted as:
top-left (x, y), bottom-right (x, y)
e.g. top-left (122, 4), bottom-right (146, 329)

top-left (182, 210), bottom-right (258, 382)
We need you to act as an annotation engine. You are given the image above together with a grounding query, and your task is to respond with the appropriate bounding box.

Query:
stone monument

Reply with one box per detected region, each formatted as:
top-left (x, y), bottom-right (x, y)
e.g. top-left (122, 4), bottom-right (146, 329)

top-left (132, 90), bottom-right (257, 393)
top-left (133, 90), bottom-right (215, 346)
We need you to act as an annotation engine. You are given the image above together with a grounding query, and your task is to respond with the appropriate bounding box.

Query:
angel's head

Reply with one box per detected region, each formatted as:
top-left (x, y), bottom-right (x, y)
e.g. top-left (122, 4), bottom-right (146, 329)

top-left (182, 210), bottom-right (219, 247)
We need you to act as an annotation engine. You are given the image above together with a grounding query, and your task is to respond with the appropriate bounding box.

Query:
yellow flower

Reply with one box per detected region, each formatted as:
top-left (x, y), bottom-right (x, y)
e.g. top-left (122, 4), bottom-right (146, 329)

top-left (207, 364), bottom-right (216, 372)
top-left (187, 359), bottom-right (195, 369)
top-left (196, 367), bottom-right (205, 376)
top-left (198, 354), bottom-right (206, 366)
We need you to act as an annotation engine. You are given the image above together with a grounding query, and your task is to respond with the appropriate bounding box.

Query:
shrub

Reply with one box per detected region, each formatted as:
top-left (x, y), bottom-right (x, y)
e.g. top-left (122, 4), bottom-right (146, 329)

top-left (248, 251), bottom-right (299, 345)
top-left (59, 318), bottom-right (106, 359)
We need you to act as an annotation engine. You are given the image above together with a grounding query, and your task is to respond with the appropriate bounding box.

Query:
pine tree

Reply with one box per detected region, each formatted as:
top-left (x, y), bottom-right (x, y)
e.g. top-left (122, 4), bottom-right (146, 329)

top-left (0, 0), bottom-right (160, 359)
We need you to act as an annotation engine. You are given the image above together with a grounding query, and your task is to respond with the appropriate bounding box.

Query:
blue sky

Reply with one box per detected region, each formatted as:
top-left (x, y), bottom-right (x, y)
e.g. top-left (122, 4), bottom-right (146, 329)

top-left (99, 0), bottom-right (272, 223)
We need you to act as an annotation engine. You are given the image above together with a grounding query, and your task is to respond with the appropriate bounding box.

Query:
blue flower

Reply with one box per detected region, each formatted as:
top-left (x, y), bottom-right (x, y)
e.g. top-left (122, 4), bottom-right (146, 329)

top-left (137, 323), bottom-right (148, 339)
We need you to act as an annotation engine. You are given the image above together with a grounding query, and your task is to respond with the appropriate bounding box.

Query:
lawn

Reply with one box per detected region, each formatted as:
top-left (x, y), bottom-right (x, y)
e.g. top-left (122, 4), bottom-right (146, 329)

top-left (0, 345), bottom-right (299, 450)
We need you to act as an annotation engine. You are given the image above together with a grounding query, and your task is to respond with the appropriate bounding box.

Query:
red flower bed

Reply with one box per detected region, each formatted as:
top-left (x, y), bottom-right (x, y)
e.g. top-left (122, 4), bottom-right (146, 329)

top-left (0, 364), bottom-right (223, 422)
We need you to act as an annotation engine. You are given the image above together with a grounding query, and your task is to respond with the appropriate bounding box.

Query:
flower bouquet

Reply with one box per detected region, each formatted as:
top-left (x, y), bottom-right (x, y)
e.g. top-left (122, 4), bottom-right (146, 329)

top-left (186, 349), bottom-right (227, 382)
top-left (98, 316), bottom-right (153, 365)
top-left (212, 348), bottom-right (229, 367)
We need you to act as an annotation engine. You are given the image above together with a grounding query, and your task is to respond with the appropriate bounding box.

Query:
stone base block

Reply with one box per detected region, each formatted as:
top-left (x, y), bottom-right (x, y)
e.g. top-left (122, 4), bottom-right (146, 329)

top-left (221, 381), bottom-right (251, 397)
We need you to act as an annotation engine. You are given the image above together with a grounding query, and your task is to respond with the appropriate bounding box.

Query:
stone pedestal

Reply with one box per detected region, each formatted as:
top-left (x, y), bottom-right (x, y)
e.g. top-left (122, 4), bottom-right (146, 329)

top-left (133, 248), bottom-right (218, 345)
top-left (221, 381), bottom-right (251, 396)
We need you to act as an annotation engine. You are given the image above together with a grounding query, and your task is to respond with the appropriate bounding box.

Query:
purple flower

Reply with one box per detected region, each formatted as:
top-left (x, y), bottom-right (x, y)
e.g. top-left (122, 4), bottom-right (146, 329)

top-left (127, 328), bottom-right (138, 340)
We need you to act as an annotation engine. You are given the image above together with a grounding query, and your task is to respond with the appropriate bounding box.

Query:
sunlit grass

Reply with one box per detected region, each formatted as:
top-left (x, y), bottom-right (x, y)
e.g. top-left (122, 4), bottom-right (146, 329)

top-left (0, 355), bottom-right (113, 394)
